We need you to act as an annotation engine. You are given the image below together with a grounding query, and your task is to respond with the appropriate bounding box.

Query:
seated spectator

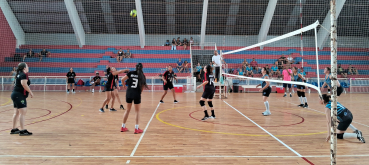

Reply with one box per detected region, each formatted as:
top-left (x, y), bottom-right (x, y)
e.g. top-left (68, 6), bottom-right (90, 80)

top-left (278, 54), bottom-right (287, 69)
top-left (171, 38), bottom-right (177, 50)
top-left (271, 63), bottom-right (280, 77)
top-left (9, 67), bottom-right (16, 82)
top-left (183, 60), bottom-right (189, 73)
top-left (23, 49), bottom-right (34, 62)
top-left (176, 58), bottom-right (183, 72)
top-left (250, 58), bottom-right (259, 73)
top-left (337, 64), bottom-right (347, 78)
top-left (245, 64), bottom-right (253, 77)
top-left (265, 64), bottom-right (271, 76)
top-left (353, 67), bottom-right (359, 75)
top-left (299, 67), bottom-right (306, 77)
top-left (190, 37), bottom-right (194, 45)
top-left (164, 40), bottom-right (170, 46)
top-left (195, 63), bottom-right (202, 81)
top-left (90, 72), bottom-right (101, 93)
top-left (183, 38), bottom-right (189, 50)
top-left (125, 48), bottom-right (132, 58)
top-left (116, 48), bottom-right (124, 63)
top-left (232, 68), bottom-right (238, 75)
top-left (238, 67), bottom-right (244, 76)
top-left (347, 64), bottom-right (359, 75)
top-left (39, 48), bottom-right (50, 62)
top-left (287, 54), bottom-right (295, 64)
top-left (176, 37), bottom-right (182, 47)
top-left (242, 58), bottom-right (248, 66)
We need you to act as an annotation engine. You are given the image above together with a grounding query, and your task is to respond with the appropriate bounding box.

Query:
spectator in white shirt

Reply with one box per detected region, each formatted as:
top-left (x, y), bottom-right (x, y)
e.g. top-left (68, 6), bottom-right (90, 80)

top-left (287, 54), bottom-right (295, 64)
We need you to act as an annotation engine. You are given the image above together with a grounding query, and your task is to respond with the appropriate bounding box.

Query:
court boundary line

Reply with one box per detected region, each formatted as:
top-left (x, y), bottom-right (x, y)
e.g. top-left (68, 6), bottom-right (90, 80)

top-left (222, 100), bottom-right (314, 165)
top-left (127, 102), bottom-right (161, 164)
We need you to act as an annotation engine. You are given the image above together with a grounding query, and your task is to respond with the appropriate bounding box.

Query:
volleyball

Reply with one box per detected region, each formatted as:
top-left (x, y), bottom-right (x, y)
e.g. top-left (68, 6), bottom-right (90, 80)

top-left (130, 9), bottom-right (137, 17)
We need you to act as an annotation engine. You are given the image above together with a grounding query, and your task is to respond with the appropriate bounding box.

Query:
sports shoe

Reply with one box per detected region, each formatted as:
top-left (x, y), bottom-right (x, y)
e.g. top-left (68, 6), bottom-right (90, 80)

top-left (121, 127), bottom-right (128, 132)
top-left (298, 104), bottom-right (304, 107)
top-left (290, 94), bottom-right (292, 97)
top-left (19, 129), bottom-right (32, 136)
top-left (160, 100), bottom-right (164, 103)
top-left (262, 111), bottom-right (271, 116)
top-left (92, 89), bottom-right (94, 93)
top-left (303, 104), bottom-right (309, 108)
top-left (99, 108), bottom-right (104, 112)
top-left (283, 94), bottom-right (287, 97)
top-left (134, 128), bottom-right (143, 134)
top-left (120, 105), bottom-right (125, 110)
top-left (210, 115), bottom-right (216, 119)
top-left (67, 91), bottom-right (69, 94)
top-left (105, 105), bottom-right (108, 109)
top-left (110, 108), bottom-right (117, 112)
top-left (72, 90), bottom-right (76, 93)
top-left (356, 130), bottom-right (365, 143)
top-left (201, 116), bottom-right (209, 121)
top-left (10, 128), bottom-right (20, 134)
top-left (174, 100), bottom-right (179, 104)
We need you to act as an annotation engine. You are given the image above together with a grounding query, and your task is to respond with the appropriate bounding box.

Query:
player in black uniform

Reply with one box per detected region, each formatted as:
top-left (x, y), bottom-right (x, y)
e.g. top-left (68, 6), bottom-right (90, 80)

top-left (120, 63), bottom-right (148, 134)
top-left (196, 65), bottom-right (216, 121)
top-left (90, 72), bottom-right (101, 93)
top-left (99, 67), bottom-right (129, 112)
top-left (106, 67), bottom-right (125, 110)
top-left (256, 67), bottom-right (272, 116)
top-left (66, 68), bottom-right (76, 94)
top-left (159, 66), bottom-right (178, 103)
top-left (10, 62), bottom-right (34, 136)
top-left (292, 67), bottom-right (308, 108)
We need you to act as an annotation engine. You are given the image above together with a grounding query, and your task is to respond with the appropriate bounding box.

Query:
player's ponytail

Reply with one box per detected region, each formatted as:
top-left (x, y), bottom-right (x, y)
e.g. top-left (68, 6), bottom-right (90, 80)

top-left (326, 67), bottom-right (331, 73)
top-left (205, 65), bottom-right (212, 74)
top-left (322, 94), bottom-right (331, 104)
top-left (262, 67), bottom-right (269, 75)
top-left (136, 63), bottom-right (148, 90)
top-left (14, 62), bottom-right (26, 83)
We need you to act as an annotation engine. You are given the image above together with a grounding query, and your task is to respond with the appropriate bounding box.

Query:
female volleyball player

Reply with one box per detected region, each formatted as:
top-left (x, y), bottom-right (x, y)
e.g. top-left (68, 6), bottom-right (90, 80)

top-left (112, 69), bottom-right (125, 110)
top-left (99, 67), bottom-right (129, 112)
top-left (320, 94), bottom-right (365, 143)
top-left (196, 65), bottom-right (216, 121)
top-left (159, 65), bottom-right (179, 104)
top-left (321, 67), bottom-right (344, 96)
top-left (120, 63), bottom-right (148, 134)
top-left (66, 68), bottom-right (76, 93)
top-left (10, 62), bottom-right (33, 136)
top-left (255, 67), bottom-right (271, 116)
top-left (292, 67), bottom-right (308, 108)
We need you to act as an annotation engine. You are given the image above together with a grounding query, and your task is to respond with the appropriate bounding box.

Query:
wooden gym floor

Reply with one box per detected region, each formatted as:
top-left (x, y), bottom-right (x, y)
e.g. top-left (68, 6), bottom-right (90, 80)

top-left (0, 91), bottom-right (368, 165)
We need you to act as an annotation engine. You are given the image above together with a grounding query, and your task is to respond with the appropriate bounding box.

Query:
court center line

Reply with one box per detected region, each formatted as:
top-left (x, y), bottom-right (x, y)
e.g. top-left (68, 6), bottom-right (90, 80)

top-left (127, 102), bottom-right (161, 164)
top-left (284, 101), bottom-right (369, 128)
top-left (222, 100), bottom-right (312, 163)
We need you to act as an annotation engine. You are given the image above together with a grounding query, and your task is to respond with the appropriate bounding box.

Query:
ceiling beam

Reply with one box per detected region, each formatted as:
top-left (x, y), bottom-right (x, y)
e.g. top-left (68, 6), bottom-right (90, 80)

top-left (200, 0), bottom-right (209, 49)
top-left (0, 0), bottom-right (25, 48)
top-left (317, 0), bottom-right (346, 50)
top-left (166, 0), bottom-right (175, 34)
top-left (100, 0), bottom-right (116, 33)
top-left (258, 0), bottom-right (278, 50)
top-left (225, 0), bottom-right (240, 35)
top-left (64, 0), bottom-right (85, 47)
top-left (135, 0), bottom-right (145, 48)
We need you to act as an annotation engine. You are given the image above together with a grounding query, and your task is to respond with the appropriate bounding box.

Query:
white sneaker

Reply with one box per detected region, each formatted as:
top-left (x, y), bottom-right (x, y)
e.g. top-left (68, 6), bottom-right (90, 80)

top-left (67, 91), bottom-right (69, 94)
top-left (72, 90), bottom-right (76, 93)
top-left (92, 89), bottom-right (94, 93)
top-left (262, 111), bottom-right (271, 116)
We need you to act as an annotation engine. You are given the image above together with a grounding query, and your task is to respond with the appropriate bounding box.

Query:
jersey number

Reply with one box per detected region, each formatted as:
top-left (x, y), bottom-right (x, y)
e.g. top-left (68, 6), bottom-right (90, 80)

top-left (209, 78), bottom-right (214, 85)
top-left (131, 78), bottom-right (138, 88)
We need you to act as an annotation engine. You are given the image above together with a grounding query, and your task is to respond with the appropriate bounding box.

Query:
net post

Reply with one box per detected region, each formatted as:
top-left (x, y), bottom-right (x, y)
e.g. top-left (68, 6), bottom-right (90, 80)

top-left (314, 27), bottom-right (321, 89)
top-left (190, 40), bottom-right (194, 83)
top-left (330, 0), bottom-right (337, 165)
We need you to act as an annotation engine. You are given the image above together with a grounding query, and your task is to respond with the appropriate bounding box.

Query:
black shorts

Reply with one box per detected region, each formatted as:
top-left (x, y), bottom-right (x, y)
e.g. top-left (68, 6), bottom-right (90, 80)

top-left (262, 87), bottom-right (272, 97)
top-left (202, 87), bottom-right (215, 99)
top-left (337, 109), bottom-right (353, 131)
top-left (337, 85), bottom-right (344, 96)
top-left (296, 85), bottom-right (306, 90)
top-left (163, 83), bottom-right (174, 90)
top-left (283, 83), bottom-right (291, 88)
top-left (104, 85), bottom-right (115, 91)
top-left (11, 92), bottom-right (27, 109)
top-left (126, 97), bottom-right (141, 104)
top-left (68, 79), bottom-right (75, 84)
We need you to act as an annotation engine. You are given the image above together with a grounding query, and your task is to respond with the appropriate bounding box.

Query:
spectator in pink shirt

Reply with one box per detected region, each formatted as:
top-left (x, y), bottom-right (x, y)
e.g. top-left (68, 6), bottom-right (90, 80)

top-left (282, 65), bottom-right (293, 97)
top-left (250, 58), bottom-right (259, 73)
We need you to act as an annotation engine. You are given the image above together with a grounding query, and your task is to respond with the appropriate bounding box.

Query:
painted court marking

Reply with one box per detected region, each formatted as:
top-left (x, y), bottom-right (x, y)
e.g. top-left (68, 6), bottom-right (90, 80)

top-left (223, 100), bottom-right (314, 165)
top-left (127, 102), bottom-right (161, 164)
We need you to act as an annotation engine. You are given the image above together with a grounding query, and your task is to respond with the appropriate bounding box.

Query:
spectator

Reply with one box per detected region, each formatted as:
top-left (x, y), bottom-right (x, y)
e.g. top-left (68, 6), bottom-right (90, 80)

top-left (125, 48), bottom-right (132, 58)
top-left (232, 68), bottom-right (238, 75)
top-left (171, 38), bottom-right (177, 50)
top-left (23, 49), bottom-right (34, 62)
top-left (183, 38), bottom-right (189, 50)
top-left (164, 40), bottom-right (170, 46)
top-left (183, 60), bottom-right (189, 73)
top-left (238, 67), bottom-right (244, 76)
top-left (287, 54), bottom-right (295, 64)
top-left (337, 64), bottom-right (347, 78)
top-left (282, 65), bottom-right (293, 97)
top-left (278, 54), bottom-right (288, 65)
top-left (176, 58), bottom-right (183, 73)
top-left (271, 63), bottom-right (280, 77)
top-left (102, 65), bottom-right (109, 92)
top-left (90, 72), bottom-right (101, 93)
top-left (250, 58), bottom-right (259, 73)
top-left (212, 50), bottom-right (225, 81)
top-left (195, 63), bottom-right (202, 82)
top-left (242, 58), bottom-right (249, 66)
top-left (176, 37), bottom-right (182, 47)
top-left (347, 64), bottom-right (359, 75)
top-left (189, 37), bottom-right (194, 45)
top-left (9, 67), bottom-right (16, 82)
top-left (245, 64), bottom-right (253, 77)
top-left (116, 48), bottom-right (124, 63)
top-left (299, 67), bottom-right (306, 77)
top-left (39, 49), bottom-right (50, 62)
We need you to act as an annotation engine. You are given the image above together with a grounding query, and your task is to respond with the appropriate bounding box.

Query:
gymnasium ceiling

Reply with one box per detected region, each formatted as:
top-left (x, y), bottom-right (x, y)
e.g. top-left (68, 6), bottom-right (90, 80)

top-left (5, 0), bottom-right (369, 36)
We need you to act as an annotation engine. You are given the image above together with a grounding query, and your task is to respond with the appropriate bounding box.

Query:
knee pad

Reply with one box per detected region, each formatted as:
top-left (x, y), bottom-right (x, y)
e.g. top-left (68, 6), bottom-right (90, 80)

top-left (328, 89), bottom-right (331, 92)
top-left (337, 133), bottom-right (344, 139)
top-left (297, 91), bottom-right (301, 97)
top-left (208, 101), bottom-right (213, 107)
top-left (301, 92), bottom-right (305, 97)
top-left (199, 100), bottom-right (205, 107)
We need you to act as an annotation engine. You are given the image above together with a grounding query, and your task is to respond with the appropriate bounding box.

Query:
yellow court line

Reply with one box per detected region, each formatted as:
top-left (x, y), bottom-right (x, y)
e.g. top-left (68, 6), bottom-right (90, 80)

top-left (0, 97), bottom-right (12, 106)
top-left (156, 106), bottom-right (327, 137)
